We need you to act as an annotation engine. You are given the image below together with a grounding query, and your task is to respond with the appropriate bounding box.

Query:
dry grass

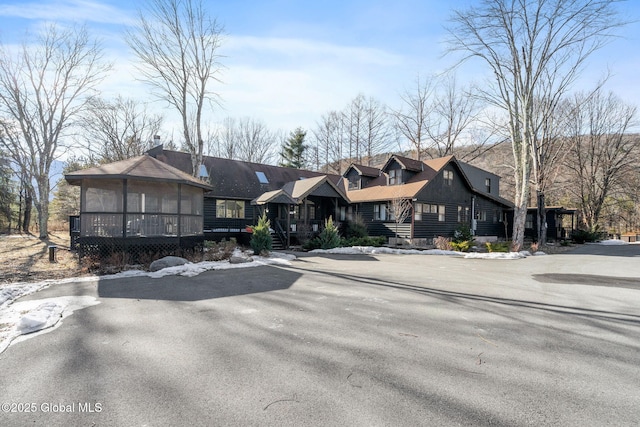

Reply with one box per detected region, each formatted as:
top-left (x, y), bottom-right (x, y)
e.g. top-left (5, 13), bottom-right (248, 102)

top-left (0, 231), bottom-right (84, 286)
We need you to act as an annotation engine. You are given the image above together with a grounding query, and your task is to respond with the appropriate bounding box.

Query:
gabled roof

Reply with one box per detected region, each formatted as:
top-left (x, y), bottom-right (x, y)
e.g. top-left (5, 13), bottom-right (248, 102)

top-left (381, 154), bottom-right (426, 172)
top-left (253, 175), bottom-right (346, 205)
top-left (65, 155), bottom-right (212, 190)
top-left (346, 154), bottom-right (513, 207)
top-left (345, 163), bottom-right (381, 178)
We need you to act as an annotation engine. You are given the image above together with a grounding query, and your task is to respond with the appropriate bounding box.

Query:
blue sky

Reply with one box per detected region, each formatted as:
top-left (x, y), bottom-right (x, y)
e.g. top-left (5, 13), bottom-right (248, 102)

top-left (0, 0), bottom-right (638, 136)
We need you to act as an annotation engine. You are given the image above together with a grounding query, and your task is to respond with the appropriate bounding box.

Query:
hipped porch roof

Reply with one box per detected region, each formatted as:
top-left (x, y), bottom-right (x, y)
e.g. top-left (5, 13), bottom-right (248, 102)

top-left (65, 155), bottom-right (212, 190)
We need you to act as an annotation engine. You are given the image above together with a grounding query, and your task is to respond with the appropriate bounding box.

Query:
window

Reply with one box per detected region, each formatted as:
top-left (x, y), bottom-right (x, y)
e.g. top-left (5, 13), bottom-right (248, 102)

top-left (479, 210), bottom-right (487, 221)
top-left (216, 200), bottom-right (245, 218)
top-left (339, 206), bottom-right (346, 221)
top-left (389, 169), bottom-right (402, 185)
top-left (414, 203), bottom-right (423, 221)
top-left (438, 205), bottom-right (446, 222)
top-left (457, 206), bottom-right (470, 223)
top-left (374, 203), bottom-right (388, 221)
top-left (485, 178), bottom-right (491, 193)
top-left (255, 171), bottom-right (269, 184)
top-left (443, 170), bottom-right (453, 186)
top-left (493, 210), bottom-right (499, 223)
top-left (348, 176), bottom-right (360, 190)
top-left (526, 214), bottom-right (533, 229)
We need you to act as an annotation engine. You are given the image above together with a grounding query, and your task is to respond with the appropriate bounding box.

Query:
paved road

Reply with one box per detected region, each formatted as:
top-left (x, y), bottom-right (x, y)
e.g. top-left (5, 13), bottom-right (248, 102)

top-left (1, 245), bottom-right (639, 426)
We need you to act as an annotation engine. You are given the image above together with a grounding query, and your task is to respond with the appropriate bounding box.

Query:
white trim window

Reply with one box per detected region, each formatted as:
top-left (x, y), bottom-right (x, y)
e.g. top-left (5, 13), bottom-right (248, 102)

top-left (443, 170), bottom-right (453, 186)
top-left (389, 169), bottom-right (402, 185)
top-left (438, 205), bottom-right (446, 222)
top-left (374, 203), bottom-right (388, 221)
top-left (414, 202), bottom-right (423, 221)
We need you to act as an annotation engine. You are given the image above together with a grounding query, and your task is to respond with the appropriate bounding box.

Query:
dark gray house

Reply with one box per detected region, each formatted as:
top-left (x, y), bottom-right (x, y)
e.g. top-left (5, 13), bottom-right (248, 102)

top-left (147, 147), bottom-right (513, 247)
top-left (345, 154), bottom-right (513, 242)
top-left (148, 147), bottom-right (350, 248)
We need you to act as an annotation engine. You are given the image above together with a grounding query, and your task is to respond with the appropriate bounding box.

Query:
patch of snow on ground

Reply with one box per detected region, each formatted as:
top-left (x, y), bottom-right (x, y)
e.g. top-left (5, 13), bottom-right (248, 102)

top-left (310, 246), bottom-right (534, 259)
top-left (310, 246), bottom-right (461, 256)
top-left (0, 296), bottom-right (99, 354)
top-left (597, 239), bottom-right (629, 246)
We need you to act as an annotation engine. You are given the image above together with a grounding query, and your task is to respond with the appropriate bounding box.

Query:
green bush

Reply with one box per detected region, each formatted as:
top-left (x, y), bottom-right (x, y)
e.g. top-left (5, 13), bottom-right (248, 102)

top-left (451, 240), bottom-right (473, 252)
top-left (344, 215), bottom-right (368, 239)
top-left (486, 241), bottom-right (510, 252)
top-left (571, 229), bottom-right (601, 244)
top-left (318, 216), bottom-right (341, 249)
top-left (451, 225), bottom-right (474, 252)
top-left (250, 213), bottom-right (272, 255)
top-left (342, 235), bottom-right (387, 247)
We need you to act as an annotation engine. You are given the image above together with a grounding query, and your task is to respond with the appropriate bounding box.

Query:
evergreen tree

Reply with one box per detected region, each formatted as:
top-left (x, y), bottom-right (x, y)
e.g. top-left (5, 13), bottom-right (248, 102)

top-left (279, 128), bottom-right (307, 168)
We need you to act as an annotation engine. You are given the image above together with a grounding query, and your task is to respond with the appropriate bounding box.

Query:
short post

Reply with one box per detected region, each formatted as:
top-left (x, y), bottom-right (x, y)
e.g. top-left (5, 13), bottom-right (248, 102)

top-left (48, 245), bottom-right (57, 263)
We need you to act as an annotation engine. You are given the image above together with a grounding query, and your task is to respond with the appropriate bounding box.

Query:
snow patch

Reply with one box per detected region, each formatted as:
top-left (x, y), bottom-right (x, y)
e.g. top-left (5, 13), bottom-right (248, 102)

top-left (310, 246), bottom-right (532, 259)
top-left (596, 239), bottom-right (629, 246)
top-left (0, 296), bottom-right (99, 354)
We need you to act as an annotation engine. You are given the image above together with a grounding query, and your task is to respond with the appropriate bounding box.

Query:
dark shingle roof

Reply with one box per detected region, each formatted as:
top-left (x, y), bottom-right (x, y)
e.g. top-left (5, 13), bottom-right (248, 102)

top-left (65, 155), bottom-right (212, 190)
top-left (154, 150), bottom-right (346, 200)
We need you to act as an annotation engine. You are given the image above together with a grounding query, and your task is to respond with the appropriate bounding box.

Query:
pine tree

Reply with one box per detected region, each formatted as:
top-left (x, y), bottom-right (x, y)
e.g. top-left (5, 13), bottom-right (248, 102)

top-left (279, 128), bottom-right (307, 168)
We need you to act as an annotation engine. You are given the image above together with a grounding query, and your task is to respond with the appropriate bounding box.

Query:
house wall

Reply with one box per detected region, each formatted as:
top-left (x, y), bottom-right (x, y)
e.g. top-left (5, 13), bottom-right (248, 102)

top-left (203, 197), bottom-right (254, 231)
top-left (411, 165), bottom-right (471, 239)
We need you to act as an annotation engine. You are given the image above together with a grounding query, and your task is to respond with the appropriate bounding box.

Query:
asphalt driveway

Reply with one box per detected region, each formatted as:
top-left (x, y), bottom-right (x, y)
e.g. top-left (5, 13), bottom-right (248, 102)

top-left (1, 244), bottom-right (639, 426)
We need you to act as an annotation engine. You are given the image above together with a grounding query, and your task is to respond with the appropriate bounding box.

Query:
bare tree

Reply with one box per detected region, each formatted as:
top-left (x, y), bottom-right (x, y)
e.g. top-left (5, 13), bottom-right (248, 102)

top-left (426, 75), bottom-right (480, 159)
top-left (312, 110), bottom-right (345, 174)
top-left (564, 89), bottom-right (637, 231)
top-left (448, 0), bottom-right (624, 250)
top-left (127, 0), bottom-right (223, 176)
top-left (0, 24), bottom-right (109, 238)
top-left (361, 96), bottom-right (392, 164)
top-left (390, 195), bottom-right (413, 241)
top-left (234, 117), bottom-right (277, 164)
top-left (80, 96), bottom-right (164, 163)
top-left (391, 75), bottom-right (433, 160)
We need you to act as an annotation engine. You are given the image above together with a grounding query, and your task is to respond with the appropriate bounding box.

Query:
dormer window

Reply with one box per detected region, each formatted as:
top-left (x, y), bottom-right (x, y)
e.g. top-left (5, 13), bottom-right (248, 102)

top-left (348, 176), bottom-right (360, 190)
top-left (389, 169), bottom-right (402, 185)
top-left (485, 178), bottom-right (491, 193)
top-left (443, 170), bottom-right (453, 186)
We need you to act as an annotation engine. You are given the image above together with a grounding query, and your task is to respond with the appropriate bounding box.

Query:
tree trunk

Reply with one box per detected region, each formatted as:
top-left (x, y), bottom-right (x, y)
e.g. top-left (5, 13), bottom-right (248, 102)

top-left (22, 192), bottom-right (32, 233)
top-left (536, 191), bottom-right (547, 245)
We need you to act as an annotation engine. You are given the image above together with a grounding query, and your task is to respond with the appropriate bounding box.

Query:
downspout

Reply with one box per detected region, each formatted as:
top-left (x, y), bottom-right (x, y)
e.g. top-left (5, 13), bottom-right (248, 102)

top-left (471, 196), bottom-right (476, 236)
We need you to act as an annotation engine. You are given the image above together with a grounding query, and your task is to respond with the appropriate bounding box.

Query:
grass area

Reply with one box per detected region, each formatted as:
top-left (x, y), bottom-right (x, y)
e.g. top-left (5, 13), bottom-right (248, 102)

top-left (0, 232), bottom-right (84, 285)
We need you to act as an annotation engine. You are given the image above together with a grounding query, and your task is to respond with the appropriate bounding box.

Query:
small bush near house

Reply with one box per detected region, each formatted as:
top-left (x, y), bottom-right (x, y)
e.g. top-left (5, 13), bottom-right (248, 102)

top-left (341, 235), bottom-right (387, 247)
top-left (571, 229), bottom-right (601, 244)
top-left (451, 225), bottom-right (474, 252)
top-left (318, 216), bottom-right (341, 249)
top-left (434, 236), bottom-right (453, 251)
top-left (486, 241), bottom-right (510, 252)
top-left (451, 240), bottom-right (473, 252)
top-left (344, 215), bottom-right (368, 239)
top-left (250, 213), bottom-right (272, 255)
top-left (204, 238), bottom-right (236, 261)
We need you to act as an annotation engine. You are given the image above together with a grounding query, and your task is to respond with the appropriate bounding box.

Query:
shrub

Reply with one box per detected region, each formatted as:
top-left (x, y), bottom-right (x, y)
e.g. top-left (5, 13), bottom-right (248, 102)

top-left (341, 235), bottom-right (387, 247)
top-left (571, 229), bottom-right (600, 244)
top-left (434, 236), bottom-right (453, 251)
top-left (451, 240), bottom-right (473, 252)
top-left (451, 224), bottom-right (475, 252)
top-left (204, 239), bottom-right (236, 261)
top-left (318, 216), bottom-right (341, 249)
top-left (486, 241), bottom-right (510, 252)
top-left (344, 214), bottom-right (368, 239)
top-left (250, 213), bottom-right (272, 255)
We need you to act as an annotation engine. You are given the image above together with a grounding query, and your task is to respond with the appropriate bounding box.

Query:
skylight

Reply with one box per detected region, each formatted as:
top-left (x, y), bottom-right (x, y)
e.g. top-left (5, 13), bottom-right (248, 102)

top-left (255, 171), bottom-right (268, 184)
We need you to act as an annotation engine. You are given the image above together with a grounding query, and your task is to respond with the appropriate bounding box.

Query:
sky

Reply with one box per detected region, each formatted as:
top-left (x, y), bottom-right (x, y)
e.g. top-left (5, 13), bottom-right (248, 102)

top-left (0, 0), bottom-right (638, 140)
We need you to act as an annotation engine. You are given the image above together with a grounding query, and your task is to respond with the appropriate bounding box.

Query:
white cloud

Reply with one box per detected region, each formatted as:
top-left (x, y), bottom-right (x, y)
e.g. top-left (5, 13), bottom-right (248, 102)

top-left (0, 0), bottom-right (135, 26)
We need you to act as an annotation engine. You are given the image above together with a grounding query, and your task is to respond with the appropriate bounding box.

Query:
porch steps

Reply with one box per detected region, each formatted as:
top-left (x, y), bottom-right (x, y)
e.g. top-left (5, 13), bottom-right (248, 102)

top-left (271, 232), bottom-right (285, 250)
